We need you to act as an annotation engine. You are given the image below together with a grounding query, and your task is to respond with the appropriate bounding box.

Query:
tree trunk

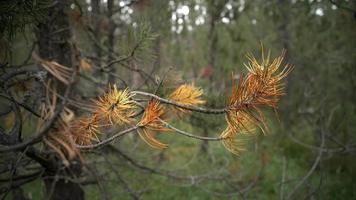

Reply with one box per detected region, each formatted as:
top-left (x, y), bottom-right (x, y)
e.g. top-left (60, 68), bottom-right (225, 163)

top-left (277, 0), bottom-right (293, 128)
top-left (200, 4), bottom-right (219, 154)
top-left (36, 1), bottom-right (84, 199)
top-left (44, 168), bottom-right (84, 200)
top-left (12, 187), bottom-right (28, 200)
top-left (107, 0), bottom-right (117, 84)
top-left (91, 0), bottom-right (102, 73)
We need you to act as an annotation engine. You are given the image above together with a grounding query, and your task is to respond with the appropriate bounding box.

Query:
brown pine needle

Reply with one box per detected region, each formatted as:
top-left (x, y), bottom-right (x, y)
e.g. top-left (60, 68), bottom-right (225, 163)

top-left (32, 53), bottom-right (73, 85)
top-left (44, 138), bottom-right (70, 167)
top-left (44, 123), bottom-right (81, 165)
top-left (137, 99), bottom-right (170, 149)
top-left (71, 115), bottom-right (101, 145)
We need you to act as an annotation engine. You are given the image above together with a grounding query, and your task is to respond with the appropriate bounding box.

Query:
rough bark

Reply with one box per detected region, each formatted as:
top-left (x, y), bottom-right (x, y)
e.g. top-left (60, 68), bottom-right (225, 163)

top-left (91, 0), bottom-right (102, 71)
top-left (200, 1), bottom-right (220, 154)
top-left (36, 1), bottom-right (84, 199)
top-left (11, 187), bottom-right (28, 200)
top-left (43, 163), bottom-right (84, 200)
top-left (277, 0), bottom-right (293, 128)
top-left (107, 0), bottom-right (117, 84)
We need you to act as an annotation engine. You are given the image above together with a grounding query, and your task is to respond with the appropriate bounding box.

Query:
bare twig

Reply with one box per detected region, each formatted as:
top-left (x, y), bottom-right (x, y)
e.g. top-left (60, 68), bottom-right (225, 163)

top-left (280, 155), bottom-right (287, 200)
top-left (0, 70), bottom-right (77, 152)
top-left (132, 91), bottom-right (226, 114)
top-left (76, 126), bottom-right (139, 149)
top-left (160, 120), bottom-right (223, 141)
top-left (286, 128), bottom-right (325, 199)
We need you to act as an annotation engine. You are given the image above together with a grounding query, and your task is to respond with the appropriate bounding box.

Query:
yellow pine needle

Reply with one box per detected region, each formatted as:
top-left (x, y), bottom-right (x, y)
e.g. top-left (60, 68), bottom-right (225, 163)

top-left (93, 85), bottom-right (136, 125)
top-left (222, 136), bottom-right (247, 156)
top-left (168, 84), bottom-right (205, 113)
top-left (138, 129), bottom-right (168, 149)
top-left (223, 111), bottom-right (256, 138)
top-left (221, 112), bottom-right (256, 155)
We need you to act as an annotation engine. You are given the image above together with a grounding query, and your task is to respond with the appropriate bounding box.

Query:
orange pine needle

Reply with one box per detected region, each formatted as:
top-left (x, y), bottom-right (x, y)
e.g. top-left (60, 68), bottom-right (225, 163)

top-left (221, 50), bottom-right (292, 155)
top-left (138, 99), bottom-right (170, 149)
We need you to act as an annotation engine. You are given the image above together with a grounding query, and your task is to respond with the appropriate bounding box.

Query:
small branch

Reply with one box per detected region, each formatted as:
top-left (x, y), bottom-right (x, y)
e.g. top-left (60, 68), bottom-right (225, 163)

top-left (76, 126), bottom-right (138, 149)
top-left (0, 70), bottom-right (77, 152)
top-left (329, 0), bottom-right (356, 13)
top-left (0, 94), bottom-right (41, 118)
top-left (160, 120), bottom-right (223, 141)
top-left (280, 155), bottom-right (287, 200)
top-left (102, 154), bottom-right (140, 200)
top-left (286, 129), bottom-right (325, 199)
top-left (288, 130), bottom-right (355, 153)
top-left (101, 55), bottom-right (133, 69)
top-left (107, 145), bottom-right (228, 182)
top-left (132, 91), bottom-right (226, 114)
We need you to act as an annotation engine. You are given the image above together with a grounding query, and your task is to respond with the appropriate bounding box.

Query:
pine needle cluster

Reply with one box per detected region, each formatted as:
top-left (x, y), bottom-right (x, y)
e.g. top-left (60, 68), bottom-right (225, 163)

top-left (36, 49), bottom-right (291, 161)
top-left (222, 50), bottom-right (292, 154)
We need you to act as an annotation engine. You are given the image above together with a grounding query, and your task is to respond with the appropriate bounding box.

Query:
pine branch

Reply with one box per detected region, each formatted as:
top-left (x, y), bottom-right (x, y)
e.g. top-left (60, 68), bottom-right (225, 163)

top-left (132, 91), bottom-right (226, 114)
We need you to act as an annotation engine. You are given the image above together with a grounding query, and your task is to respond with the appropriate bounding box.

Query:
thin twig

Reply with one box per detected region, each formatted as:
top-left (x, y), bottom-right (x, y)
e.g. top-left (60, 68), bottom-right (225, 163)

top-left (286, 129), bottom-right (325, 199)
top-left (132, 91), bottom-right (226, 114)
top-left (0, 70), bottom-right (77, 152)
top-left (76, 126), bottom-right (138, 149)
top-left (160, 120), bottom-right (223, 141)
top-left (280, 155), bottom-right (287, 200)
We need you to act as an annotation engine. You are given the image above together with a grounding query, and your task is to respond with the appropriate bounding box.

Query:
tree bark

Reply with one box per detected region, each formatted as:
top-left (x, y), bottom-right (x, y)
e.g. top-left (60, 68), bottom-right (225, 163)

top-left (200, 1), bottom-right (220, 154)
top-left (91, 0), bottom-right (102, 73)
top-left (277, 0), bottom-right (293, 128)
top-left (36, 1), bottom-right (84, 199)
top-left (107, 0), bottom-right (117, 84)
top-left (43, 166), bottom-right (84, 200)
